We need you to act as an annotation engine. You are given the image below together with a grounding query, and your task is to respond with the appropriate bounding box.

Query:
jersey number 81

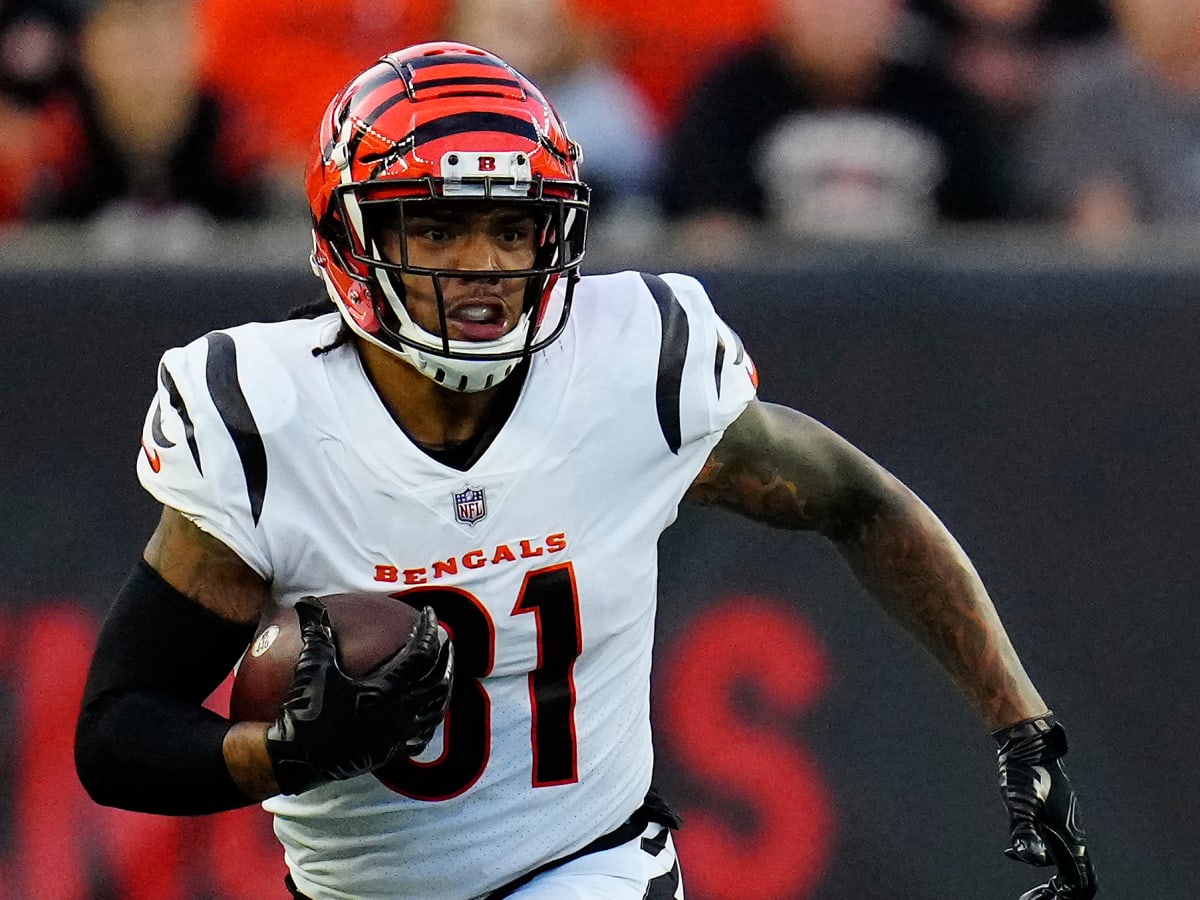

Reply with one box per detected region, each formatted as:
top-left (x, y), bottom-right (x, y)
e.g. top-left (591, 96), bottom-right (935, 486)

top-left (377, 562), bottom-right (582, 800)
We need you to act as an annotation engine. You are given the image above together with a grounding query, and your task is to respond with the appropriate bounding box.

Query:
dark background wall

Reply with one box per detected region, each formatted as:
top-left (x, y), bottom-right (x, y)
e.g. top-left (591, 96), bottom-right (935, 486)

top-left (2, 251), bottom-right (1196, 898)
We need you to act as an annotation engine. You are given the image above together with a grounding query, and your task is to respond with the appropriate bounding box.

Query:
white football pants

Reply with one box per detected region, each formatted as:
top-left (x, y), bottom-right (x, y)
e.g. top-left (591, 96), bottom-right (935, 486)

top-left (505, 821), bottom-right (684, 899)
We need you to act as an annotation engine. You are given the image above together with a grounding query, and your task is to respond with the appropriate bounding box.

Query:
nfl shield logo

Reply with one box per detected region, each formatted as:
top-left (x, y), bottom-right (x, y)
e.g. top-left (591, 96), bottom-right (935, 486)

top-left (453, 486), bottom-right (487, 526)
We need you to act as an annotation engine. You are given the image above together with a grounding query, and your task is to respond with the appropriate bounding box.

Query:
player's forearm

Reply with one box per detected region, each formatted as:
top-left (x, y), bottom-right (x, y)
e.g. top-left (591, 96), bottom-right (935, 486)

top-left (693, 403), bottom-right (1048, 728)
top-left (836, 479), bottom-right (1047, 731)
top-left (75, 560), bottom-right (265, 814)
top-left (75, 691), bottom-right (260, 814)
top-left (224, 721), bottom-right (279, 800)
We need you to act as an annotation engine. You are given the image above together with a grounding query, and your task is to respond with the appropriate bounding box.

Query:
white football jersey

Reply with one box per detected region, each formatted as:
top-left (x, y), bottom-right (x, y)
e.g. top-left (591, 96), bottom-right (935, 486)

top-left (136, 270), bottom-right (757, 900)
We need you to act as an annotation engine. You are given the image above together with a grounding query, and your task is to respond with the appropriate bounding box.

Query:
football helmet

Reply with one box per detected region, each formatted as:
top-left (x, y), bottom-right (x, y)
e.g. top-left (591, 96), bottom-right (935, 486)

top-left (306, 42), bottom-right (590, 392)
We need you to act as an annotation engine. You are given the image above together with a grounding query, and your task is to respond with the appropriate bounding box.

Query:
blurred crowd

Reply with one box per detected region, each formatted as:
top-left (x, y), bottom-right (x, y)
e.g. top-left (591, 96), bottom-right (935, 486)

top-left (2, 0), bottom-right (1198, 254)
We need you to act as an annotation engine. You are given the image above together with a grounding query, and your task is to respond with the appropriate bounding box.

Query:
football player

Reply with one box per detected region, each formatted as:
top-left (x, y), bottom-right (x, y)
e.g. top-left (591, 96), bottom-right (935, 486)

top-left (74, 42), bottom-right (1095, 900)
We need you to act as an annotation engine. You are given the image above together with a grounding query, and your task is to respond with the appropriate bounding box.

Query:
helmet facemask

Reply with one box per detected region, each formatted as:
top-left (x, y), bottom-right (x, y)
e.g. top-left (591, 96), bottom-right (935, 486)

top-left (329, 172), bottom-right (588, 393)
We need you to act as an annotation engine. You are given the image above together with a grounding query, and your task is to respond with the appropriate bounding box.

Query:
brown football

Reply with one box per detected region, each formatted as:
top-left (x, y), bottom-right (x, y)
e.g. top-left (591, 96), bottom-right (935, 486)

top-left (229, 593), bottom-right (424, 723)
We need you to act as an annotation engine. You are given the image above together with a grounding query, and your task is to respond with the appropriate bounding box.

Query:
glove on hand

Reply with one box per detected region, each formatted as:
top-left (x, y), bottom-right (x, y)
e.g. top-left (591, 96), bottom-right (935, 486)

top-left (994, 715), bottom-right (1096, 900)
top-left (266, 597), bottom-right (454, 795)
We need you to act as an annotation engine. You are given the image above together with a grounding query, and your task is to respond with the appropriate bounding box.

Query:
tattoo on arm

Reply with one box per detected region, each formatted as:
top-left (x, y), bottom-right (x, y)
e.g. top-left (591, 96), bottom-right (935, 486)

top-left (688, 453), bottom-right (819, 529)
top-left (687, 401), bottom-right (875, 534)
top-left (144, 507), bottom-right (269, 625)
top-left (839, 496), bottom-right (1046, 729)
top-left (688, 401), bottom-right (1046, 729)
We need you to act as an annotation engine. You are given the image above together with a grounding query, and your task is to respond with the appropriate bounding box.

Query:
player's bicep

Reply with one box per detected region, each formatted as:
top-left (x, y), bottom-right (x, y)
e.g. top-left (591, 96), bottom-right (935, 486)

top-left (143, 506), bottom-right (270, 625)
top-left (686, 399), bottom-right (894, 537)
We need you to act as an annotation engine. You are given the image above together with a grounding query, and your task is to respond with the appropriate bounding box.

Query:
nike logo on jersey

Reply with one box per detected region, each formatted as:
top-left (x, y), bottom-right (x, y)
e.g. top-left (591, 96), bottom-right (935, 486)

top-left (140, 438), bottom-right (162, 473)
top-left (374, 532), bottom-right (569, 585)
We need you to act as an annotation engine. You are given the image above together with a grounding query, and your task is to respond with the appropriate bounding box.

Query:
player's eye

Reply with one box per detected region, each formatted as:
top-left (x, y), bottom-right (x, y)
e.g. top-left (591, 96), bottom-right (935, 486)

top-left (401, 222), bottom-right (458, 248)
top-left (497, 223), bottom-right (534, 245)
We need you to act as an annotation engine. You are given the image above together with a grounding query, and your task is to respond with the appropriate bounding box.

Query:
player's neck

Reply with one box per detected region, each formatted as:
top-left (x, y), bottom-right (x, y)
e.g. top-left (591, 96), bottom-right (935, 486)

top-left (356, 338), bottom-right (523, 451)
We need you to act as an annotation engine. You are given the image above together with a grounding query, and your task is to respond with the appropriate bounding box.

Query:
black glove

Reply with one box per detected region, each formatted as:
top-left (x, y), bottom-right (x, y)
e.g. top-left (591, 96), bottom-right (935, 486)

top-left (265, 597), bottom-right (454, 795)
top-left (994, 715), bottom-right (1096, 900)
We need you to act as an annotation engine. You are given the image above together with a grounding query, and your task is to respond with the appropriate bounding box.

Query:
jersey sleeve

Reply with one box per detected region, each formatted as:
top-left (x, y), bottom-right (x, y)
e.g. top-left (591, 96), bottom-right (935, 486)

top-left (644, 272), bottom-right (758, 455)
top-left (135, 333), bottom-right (273, 579)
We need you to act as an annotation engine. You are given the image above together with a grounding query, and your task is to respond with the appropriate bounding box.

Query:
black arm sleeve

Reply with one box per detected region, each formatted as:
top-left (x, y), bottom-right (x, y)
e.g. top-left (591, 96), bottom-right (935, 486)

top-left (74, 560), bottom-right (259, 814)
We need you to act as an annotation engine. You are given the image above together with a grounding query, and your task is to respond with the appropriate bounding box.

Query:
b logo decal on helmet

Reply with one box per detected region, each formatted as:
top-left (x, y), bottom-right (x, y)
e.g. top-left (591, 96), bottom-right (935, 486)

top-left (305, 42), bottom-right (590, 393)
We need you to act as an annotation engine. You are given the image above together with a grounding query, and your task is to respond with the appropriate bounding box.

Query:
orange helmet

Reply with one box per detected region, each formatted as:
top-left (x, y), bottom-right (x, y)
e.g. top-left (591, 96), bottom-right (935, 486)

top-left (306, 42), bottom-right (589, 392)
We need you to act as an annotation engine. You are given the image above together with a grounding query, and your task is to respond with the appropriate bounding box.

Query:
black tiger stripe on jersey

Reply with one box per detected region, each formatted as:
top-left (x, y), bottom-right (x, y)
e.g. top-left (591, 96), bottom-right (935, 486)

top-left (150, 403), bottom-right (175, 449)
top-left (730, 330), bottom-right (745, 366)
top-left (714, 333), bottom-right (726, 399)
top-left (204, 333), bottom-right (267, 525)
top-left (640, 273), bottom-right (689, 455)
top-left (159, 363), bottom-right (202, 474)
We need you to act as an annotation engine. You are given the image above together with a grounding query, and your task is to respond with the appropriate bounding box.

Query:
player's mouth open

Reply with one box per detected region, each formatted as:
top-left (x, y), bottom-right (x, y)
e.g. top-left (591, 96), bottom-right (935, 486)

top-left (448, 300), bottom-right (510, 340)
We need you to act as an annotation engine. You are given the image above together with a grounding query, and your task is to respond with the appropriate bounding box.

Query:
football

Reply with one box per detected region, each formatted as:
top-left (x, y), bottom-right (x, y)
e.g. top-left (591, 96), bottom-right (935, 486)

top-left (229, 593), bottom-right (424, 723)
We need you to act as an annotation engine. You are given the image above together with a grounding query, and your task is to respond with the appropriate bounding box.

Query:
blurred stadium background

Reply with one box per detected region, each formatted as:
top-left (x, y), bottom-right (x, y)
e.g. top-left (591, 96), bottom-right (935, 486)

top-left (2, 0), bottom-right (1197, 896)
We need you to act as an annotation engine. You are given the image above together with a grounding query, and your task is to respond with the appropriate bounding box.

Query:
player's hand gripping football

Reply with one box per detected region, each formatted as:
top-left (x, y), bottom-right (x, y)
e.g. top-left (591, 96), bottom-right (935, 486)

top-left (994, 716), bottom-right (1096, 899)
top-left (265, 597), bottom-right (454, 795)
